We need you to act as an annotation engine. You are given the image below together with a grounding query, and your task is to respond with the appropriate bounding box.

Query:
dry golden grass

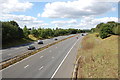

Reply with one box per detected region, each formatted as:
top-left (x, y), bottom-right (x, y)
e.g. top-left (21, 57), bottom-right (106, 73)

top-left (77, 33), bottom-right (118, 78)
top-left (28, 34), bottom-right (38, 40)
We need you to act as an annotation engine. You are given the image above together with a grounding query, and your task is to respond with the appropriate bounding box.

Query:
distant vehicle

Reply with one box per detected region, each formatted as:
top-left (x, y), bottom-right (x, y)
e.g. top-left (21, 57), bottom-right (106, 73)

top-left (38, 40), bottom-right (43, 44)
top-left (81, 34), bottom-right (84, 36)
top-left (54, 38), bottom-right (58, 40)
top-left (27, 45), bottom-right (35, 50)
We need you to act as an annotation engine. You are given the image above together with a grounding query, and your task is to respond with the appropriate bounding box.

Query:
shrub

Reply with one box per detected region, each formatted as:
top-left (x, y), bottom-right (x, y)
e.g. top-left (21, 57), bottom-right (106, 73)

top-left (95, 33), bottom-right (99, 37)
top-left (99, 31), bottom-right (108, 39)
top-left (99, 24), bottom-right (112, 39)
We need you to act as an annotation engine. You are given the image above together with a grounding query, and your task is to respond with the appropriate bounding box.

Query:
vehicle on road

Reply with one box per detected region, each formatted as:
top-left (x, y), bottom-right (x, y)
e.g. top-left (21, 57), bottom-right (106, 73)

top-left (54, 38), bottom-right (58, 40)
top-left (38, 40), bottom-right (43, 44)
top-left (27, 45), bottom-right (35, 50)
top-left (81, 34), bottom-right (84, 36)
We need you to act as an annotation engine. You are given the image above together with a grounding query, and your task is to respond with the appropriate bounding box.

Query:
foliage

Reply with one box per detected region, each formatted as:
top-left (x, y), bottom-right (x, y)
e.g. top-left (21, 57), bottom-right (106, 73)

top-left (23, 25), bottom-right (30, 37)
top-left (2, 21), bottom-right (88, 46)
top-left (2, 21), bottom-right (24, 44)
top-left (91, 21), bottom-right (120, 39)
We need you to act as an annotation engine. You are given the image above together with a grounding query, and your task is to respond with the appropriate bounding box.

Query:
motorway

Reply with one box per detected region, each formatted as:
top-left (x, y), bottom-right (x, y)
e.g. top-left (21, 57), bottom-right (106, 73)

top-left (1, 35), bottom-right (74, 62)
top-left (1, 34), bottom-right (83, 78)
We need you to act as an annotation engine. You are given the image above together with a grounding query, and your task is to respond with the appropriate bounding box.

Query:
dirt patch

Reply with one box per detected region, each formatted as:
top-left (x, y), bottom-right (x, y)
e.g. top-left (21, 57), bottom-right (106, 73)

top-left (82, 42), bottom-right (94, 50)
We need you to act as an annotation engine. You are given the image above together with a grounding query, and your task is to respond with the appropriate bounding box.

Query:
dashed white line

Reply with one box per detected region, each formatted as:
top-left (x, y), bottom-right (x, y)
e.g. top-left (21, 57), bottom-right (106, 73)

top-left (1, 42), bottom-right (52, 71)
top-left (24, 65), bottom-right (29, 68)
top-left (1, 35), bottom-right (75, 72)
top-left (40, 56), bottom-right (43, 58)
top-left (39, 66), bottom-right (44, 70)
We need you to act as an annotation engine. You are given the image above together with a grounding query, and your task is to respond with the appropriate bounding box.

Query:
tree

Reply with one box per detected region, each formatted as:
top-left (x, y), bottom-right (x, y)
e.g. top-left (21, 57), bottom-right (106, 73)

top-left (68, 28), bottom-right (77, 34)
top-left (40, 29), bottom-right (47, 38)
top-left (23, 25), bottom-right (30, 37)
top-left (99, 24), bottom-right (112, 39)
top-left (2, 21), bottom-right (24, 44)
top-left (91, 28), bottom-right (96, 33)
top-left (112, 24), bottom-right (120, 35)
top-left (30, 27), bottom-right (38, 37)
top-left (95, 23), bottom-right (104, 32)
top-left (9, 21), bottom-right (19, 27)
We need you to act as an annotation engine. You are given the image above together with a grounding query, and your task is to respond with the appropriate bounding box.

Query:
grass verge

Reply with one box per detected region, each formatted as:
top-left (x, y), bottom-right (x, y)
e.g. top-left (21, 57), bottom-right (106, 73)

top-left (77, 33), bottom-right (118, 78)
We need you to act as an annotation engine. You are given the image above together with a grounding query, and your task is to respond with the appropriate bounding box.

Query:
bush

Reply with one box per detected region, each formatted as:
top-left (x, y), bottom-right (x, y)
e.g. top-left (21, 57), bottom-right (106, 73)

top-left (99, 24), bottom-right (112, 39)
top-left (99, 31), bottom-right (108, 39)
top-left (92, 21), bottom-right (120, 39)
top-left (95, 33), bottom-right (99, 37)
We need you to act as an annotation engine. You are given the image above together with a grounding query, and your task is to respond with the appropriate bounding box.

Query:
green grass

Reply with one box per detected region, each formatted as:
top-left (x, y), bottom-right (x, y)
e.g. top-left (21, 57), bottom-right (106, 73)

top-left (77, 33), bottom-right (118, 78)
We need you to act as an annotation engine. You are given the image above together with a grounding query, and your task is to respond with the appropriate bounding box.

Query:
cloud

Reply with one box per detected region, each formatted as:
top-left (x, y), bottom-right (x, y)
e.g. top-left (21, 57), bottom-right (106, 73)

top-left (20, 0), bottom-right (120, 2)
top-left (17, 21), bottom-right (49, 28)
top-left (51, 19), bottom-right (77, 24)
top-left (17, 20), bottom-right (48, 28)
top-left (51, 17), bottom-right (118, 29)
top-left (0, 0), bottom-right (33, 14)
top-left (0, 0), bottom-right (49, 28)
top-left (1, 14), bottom-right (47, 28)
top-left (51, 19), bottom-right (77, 28)
top-left (37, 13), bottom-right (41, 17)
top-left (95, 0), bottom-right (120, 2)
top-left (111, 7), bottom-right (117, 11)
top-left (76, 17), bottom-right (118, 29)
top-left (1, 14), bottom-right (37, 21)
top-left (41, 0), bottom-right (113, 18)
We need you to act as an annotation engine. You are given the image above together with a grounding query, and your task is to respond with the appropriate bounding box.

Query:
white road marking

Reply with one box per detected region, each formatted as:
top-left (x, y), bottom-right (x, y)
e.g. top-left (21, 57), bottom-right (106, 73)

top-left (50, 37), bottom-right (80, 79)
top-left (1, 35), bottom-right (76, 71)
top-left (40, 56), bottom-right (43, 58)
top-left (24, 65), bottom-right (29, 69)
top-left (39, 66), bottom-right (43, 70)
top-left (1, 42), bottom-right (52, 71)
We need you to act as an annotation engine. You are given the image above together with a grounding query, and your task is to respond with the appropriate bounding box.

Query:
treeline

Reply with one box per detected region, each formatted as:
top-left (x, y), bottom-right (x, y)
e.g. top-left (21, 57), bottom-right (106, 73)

top-left (23, 26), bottom-right (83, 39)
top-left (2, 21), bottom-right (87, 45)
top-left (91, 21), bottom-right (120, 39)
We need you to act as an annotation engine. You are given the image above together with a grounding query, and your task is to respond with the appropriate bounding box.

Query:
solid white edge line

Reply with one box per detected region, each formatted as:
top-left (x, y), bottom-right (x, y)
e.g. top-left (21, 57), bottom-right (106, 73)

top-left (50, 37), bottom-right (80, 79)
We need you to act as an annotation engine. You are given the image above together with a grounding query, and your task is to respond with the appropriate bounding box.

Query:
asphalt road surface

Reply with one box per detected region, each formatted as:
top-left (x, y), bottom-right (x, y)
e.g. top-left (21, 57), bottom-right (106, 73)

top-left (1, 34), bottom-right (75, 61)
top-left (2, 34), bottom-right (83, 78)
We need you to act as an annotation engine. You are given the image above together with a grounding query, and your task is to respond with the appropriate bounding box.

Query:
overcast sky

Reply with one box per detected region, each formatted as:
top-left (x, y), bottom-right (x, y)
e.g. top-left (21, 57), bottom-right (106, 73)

top-left (0, 0), bottom-right (118, 29)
